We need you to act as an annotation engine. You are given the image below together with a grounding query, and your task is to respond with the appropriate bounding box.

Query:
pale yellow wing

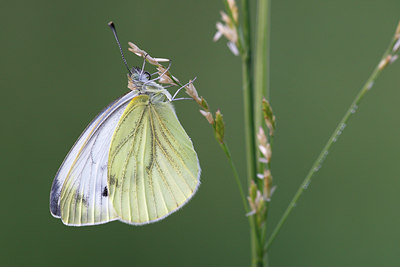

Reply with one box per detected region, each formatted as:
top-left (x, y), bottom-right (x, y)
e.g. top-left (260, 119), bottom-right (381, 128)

top-left (108, 95), bottom-right (200, 224)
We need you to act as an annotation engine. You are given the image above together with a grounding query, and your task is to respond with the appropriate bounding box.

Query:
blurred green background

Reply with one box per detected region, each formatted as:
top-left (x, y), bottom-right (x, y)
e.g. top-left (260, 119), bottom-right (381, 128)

top-left (1, 0), bottom-right (400, 266)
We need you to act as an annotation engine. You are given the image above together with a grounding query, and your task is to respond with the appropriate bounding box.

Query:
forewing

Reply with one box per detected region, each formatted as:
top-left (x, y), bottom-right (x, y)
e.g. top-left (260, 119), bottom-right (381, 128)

top-left (108, 95), bottom-right (200, 225)
top-left (50, 91), bottom-right (137, 226)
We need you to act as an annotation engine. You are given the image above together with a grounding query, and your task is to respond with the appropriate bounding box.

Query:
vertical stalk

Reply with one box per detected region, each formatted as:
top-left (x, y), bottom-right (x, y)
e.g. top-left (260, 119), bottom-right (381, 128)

top-left (241, 61), bottom-right (257, 184)
top-left (239, 0), bottom-right (261, 266)
top-left (254, 0), bottom-right (271, 132)
top-left (254, 0), bottom-right (271, 265)
top-left (240, 0), bottom-right (256, 186)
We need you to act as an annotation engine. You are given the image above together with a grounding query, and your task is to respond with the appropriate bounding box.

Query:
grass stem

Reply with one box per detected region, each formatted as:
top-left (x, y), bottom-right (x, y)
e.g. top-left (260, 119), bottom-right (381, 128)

top-left (265, 21), bottom-right (400, 252)
top-left (219, 142), bottom-right (249, 212)
top-left (254, 0), bottom-right (271, 133)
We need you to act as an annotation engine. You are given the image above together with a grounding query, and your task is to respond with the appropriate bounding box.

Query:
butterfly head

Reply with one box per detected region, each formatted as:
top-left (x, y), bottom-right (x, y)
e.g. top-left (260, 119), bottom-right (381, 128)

top-left (127, 67), bottom-right (171, 101)
top-left (130, 67), bottom-right (151, 82)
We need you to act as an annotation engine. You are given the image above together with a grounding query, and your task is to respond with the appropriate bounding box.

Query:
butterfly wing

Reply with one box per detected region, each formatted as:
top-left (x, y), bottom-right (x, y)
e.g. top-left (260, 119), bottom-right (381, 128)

top-left (50, 91), bottom-right (137, 226)
top-left (108, 95), bottom-right (201, 225)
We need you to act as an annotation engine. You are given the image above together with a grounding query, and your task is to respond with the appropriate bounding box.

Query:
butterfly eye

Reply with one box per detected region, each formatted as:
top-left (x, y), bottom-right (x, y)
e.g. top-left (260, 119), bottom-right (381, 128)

top-left (144, 71), bottom-right (151, 80)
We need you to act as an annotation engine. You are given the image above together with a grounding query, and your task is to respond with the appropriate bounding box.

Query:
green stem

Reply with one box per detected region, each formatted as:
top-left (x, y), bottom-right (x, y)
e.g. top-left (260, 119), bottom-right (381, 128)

top-left (265, 21), bottom-right (400, 252)
top-left (241, 0), bottom-right (252, 52)
top-left (239, 0), bottom-right (261, 266)
top-left (254, 0), bottom-right (271, 133)
top-left (239, 0), bottom-right (256, 186)
top-left (254, 1), bottom-right (271, 265)
top-left (219, 142), bottom-right (249, 212)
top-left (241, 60), bottom-right (257, 186)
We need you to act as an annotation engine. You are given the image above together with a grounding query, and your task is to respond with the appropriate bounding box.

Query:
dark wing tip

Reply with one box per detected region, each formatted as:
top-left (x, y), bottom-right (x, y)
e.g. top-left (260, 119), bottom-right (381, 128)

top-left (50, 181), bottom-right (61, 217)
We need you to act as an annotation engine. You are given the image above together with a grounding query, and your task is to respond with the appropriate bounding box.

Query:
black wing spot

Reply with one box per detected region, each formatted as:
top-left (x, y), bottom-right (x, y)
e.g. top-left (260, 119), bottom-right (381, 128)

top-left (102, 187), bottom-right (108, 197)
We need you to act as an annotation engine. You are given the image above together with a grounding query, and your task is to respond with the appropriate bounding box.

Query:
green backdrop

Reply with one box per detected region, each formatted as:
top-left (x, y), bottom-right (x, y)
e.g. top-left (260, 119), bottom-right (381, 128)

top-left (1, 0), bottom-right (400, 266)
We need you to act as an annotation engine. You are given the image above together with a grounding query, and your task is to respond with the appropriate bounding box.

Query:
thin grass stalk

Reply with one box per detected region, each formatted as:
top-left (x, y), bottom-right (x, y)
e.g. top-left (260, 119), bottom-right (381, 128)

top-left (253, 0), bottom-right (272, 265)
top-left (254, 0), bottom-right (271, 133)
top-left (265, 21), bottom-right (400, 252)
top-left (219, 142), bottom-right (249, 212)
top-left (237, 0), bottom-right (262, 265)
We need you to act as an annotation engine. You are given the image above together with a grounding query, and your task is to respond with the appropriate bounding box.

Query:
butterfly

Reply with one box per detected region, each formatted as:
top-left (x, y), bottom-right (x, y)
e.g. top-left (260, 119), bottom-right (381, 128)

top-left (50, 24), bottom-right (200, 226)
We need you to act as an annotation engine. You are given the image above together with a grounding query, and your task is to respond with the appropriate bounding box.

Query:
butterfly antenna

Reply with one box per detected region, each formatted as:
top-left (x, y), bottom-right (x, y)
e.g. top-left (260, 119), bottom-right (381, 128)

top-left (140, 54), bottom-right (148, 77)
top-left (108, 21), bottom-right (132, 76)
